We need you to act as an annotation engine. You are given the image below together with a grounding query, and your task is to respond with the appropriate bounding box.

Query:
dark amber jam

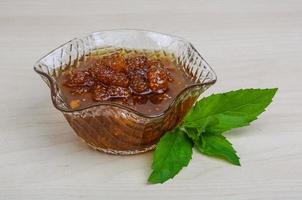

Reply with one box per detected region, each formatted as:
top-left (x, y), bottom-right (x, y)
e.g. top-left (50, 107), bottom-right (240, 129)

top-left (58, 49), bottom-right (193, 115)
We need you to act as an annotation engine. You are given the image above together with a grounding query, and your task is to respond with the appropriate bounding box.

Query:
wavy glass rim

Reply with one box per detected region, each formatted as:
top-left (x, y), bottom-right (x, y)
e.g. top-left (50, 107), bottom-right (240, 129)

top-left (34, 29), bottom-right (217, 119)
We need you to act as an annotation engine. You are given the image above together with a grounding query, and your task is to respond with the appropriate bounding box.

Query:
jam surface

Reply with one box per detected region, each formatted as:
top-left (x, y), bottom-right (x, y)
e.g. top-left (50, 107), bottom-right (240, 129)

top-left (58, 50), bottom-right (193, 115)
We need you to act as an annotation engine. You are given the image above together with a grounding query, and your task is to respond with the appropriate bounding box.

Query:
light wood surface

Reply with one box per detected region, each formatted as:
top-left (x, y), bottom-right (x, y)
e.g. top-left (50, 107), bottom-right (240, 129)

top-left (1, 0), bottom-right (302, 199)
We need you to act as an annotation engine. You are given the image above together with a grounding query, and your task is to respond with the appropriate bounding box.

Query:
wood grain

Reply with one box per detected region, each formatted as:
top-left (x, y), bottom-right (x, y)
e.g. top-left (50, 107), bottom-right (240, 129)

top-left (0, 0), bottom-right (301, 199)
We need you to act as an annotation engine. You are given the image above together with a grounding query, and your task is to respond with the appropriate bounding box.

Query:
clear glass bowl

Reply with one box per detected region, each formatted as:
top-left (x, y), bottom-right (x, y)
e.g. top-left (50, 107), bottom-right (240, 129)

top-left (34, 30), bottom-right (216, 155)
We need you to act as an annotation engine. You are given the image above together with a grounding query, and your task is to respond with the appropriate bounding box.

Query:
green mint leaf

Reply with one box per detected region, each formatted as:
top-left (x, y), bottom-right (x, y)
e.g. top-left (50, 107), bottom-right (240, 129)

top-left (148, 128), bottom-right (193, 184)
top-left (183, 127), bottom-right (240, 165)
top-left (184, 88), bottom-right (278, 134)
top-left (182, 127), bottom-right (200, 142)
top-left (196, 134), bottom-right (240, 166)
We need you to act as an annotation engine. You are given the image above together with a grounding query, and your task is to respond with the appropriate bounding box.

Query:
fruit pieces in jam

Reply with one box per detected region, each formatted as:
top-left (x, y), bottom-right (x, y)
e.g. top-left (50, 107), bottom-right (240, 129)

top-left (58, 50), bottom-right (192, 115)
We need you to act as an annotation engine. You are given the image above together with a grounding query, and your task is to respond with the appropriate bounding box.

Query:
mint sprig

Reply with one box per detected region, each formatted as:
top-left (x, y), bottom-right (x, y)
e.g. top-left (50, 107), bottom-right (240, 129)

top-left (148, 88), bottom-right (277, 184)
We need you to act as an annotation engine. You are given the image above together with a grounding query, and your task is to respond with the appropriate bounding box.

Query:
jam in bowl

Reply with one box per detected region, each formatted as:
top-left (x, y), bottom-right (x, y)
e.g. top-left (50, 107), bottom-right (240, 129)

top-left (34, 30), bottom-right (216, 155)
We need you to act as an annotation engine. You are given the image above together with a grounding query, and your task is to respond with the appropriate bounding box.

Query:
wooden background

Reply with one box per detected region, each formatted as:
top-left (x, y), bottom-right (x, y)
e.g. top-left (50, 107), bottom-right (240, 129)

top-left (0, 0), bottom-right (301, 199)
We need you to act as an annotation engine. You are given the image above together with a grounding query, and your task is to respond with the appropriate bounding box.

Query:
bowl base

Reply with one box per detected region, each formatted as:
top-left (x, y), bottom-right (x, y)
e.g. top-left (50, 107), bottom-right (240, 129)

top-left (87, 143), bottom-right (156, 155)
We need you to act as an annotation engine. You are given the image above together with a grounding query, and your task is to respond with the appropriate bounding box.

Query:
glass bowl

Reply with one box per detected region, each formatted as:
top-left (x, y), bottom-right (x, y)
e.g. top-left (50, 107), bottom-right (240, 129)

top-left (34, 30), bottom-right (216, 155)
